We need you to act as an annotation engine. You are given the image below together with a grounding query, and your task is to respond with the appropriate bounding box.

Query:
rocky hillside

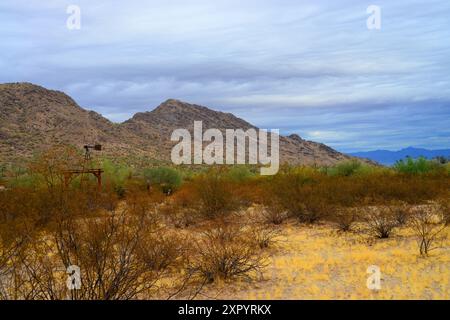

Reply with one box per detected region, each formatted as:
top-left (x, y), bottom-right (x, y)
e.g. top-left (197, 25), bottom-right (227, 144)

top-left (0, 83), bottom-right (356, 166)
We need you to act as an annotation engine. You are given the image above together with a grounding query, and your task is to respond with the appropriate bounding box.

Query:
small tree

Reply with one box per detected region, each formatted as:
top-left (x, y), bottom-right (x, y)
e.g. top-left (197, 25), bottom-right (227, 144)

top-left (409, 208), bottom-right (447, 256)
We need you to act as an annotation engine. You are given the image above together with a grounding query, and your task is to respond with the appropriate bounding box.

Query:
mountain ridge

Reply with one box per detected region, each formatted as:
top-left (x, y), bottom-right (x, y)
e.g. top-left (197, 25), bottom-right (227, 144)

top-left (350, 147), bottom-right (450, 165)
top-left (1, 82), bottom-right (361, 166)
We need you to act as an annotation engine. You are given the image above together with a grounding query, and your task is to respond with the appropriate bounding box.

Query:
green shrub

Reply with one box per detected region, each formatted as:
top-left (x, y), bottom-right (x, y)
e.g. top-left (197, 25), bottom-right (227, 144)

top-left (327, 160), bottom-right (370, 177)
top-left (193, 168), bottom-right (239, 218)
top-left (143, 167), bottom-right (182, 194)
top-left (226, 165), bottom-right (255, 182)
top-left (393, 157), bottom-right (442, 174)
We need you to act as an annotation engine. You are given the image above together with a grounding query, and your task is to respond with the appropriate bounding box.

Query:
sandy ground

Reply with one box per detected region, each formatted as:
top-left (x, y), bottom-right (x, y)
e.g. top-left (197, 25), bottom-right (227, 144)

top-left (198, 221), bottom-right (450, 300)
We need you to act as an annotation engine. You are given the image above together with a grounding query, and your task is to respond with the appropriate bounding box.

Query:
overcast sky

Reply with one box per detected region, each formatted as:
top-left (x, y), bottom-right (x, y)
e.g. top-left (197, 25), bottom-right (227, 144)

top-left (1, 0), bottom-right (449, 152)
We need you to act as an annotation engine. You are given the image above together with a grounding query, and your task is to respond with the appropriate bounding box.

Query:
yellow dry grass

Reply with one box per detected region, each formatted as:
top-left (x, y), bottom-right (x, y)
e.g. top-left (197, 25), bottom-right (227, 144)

top-left (201, 221), bottom-right (450, 300)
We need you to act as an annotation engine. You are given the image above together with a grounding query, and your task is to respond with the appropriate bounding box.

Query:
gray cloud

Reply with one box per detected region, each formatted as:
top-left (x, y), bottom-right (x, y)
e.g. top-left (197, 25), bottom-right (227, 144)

top-left (0, 0), bottom-right (449, 152)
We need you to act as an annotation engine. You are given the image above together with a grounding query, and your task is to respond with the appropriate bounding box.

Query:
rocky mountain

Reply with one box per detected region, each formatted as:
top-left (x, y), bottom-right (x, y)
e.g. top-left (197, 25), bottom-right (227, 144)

top-left (0, 82), bottom-right (357, 166)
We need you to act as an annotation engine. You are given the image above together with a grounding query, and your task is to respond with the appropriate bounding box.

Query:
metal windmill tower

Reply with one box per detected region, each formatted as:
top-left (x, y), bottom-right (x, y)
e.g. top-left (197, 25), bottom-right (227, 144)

top-left (64, 144), bottom-right (104, 189)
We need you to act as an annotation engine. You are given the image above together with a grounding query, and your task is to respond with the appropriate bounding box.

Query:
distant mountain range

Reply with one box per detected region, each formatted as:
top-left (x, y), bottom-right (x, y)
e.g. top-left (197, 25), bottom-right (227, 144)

top-left (350, 147), bottom-right (450, 165)
top-left (0, 82), bottom-right (364, 166)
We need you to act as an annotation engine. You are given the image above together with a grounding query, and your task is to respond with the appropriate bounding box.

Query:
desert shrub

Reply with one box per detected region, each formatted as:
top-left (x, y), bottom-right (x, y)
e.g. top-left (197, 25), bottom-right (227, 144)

top-left (362, 206), bottom-right (398, 238)
top-left (409, 207), bottom-right (447, 256)
top-left (226, 165), bottom-right (255, 182)
top-left (0, 181), bottom-right (198, 300)
top-left (31, 208), bottom-right (190, 300)
top-left (388, 201), bottom-right (411, 226)
top-left (394, 157), bottom-right (443, 175)
top-left (267, 168), bottom-right (315, 219)
top-left (143, 167), bottom-right (182, 194)
top-left (437, 198), bottom-right (450, 226)
top-left (126, 190), bottom-right (164, 227)
top-left (332, 207), bottom-right (359, 232)
top-left (161, 184), bottom-right (201, 228)
top-left (249, 224), bottom-right (280, 249)
top-left (29, 145), bottom-right (84, 190)
top-left (261, 203), bottom-right (288, 225)
top-left (138, 232), bottom-right (186, 272)
top-left (191, 224), bottom-right (266, 283)
top-left (302, 195), bottom-right (334, 223)
top-left (102, 159), bottom-right (133, 196)
top-left (328, 160), bottom-right (363, 177)
top-left (193, 168), bottom-right (240, 219)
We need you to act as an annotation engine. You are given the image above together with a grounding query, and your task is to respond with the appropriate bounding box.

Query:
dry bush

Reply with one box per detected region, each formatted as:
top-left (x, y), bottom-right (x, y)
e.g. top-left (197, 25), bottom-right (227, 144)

top-left (193, 169), bottom-right (240, 219)
top-left (301, 196), bottom-right (333, 224)
top-left (0, 225), bottom-right (33, 300)
top-left (387, 201), bottom-right (411, 226)
top-left (249, 224), bottom-right (281, 249)
top-left (190, 224), bottom-right (267, 283)
top-left (437, 198), bottom-right (450, 226)
top-left (409, 207), bottom-right (447, 256)
top-left (161, 185), bottom-right (201, 228)
top-left (137, 232), bottom-right (186, 272)
top-left (28, 146), bottom-right (84, 190)
top-left (260, 201), bottom-right (288, 225)
top-left (267, 168), bottom-right (328, 224)
top-left (126, 190), bottom-right (164, 227)
top-left (362, 206), bottom-right (398, 239)
top-left (43, 208), bottom-right (191, 300)
top-left (0, 184), bottom-right (195, 300)
top-left (332, 207), bottom-right (359, 232)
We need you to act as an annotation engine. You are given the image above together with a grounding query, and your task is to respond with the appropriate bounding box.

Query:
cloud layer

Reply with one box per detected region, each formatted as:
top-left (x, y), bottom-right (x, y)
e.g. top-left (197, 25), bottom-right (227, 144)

top-left (1, 0), bottom-right (449, 152)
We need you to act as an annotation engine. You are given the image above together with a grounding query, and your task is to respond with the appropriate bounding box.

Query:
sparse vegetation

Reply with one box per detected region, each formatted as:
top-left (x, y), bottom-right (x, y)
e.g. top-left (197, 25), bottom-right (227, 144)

top-left (1, 149), bottom-right (450, 299)
top-left (394, 156), bottom-right (443, 174)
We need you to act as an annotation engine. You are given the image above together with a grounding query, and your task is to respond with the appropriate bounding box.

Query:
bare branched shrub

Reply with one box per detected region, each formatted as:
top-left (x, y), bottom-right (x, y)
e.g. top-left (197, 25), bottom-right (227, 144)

top-left (409, 207), bottom-right (447, 256)
top-left (332, 207), bottom-right (359, 232)
top-left (437, 198), bottom-right (450, 226)
top-left (362, 206), bottom-right (398, 238)
top-left (0, 186), bottom-right (194, 300)
top-left (261, 202), bottom-right (288, 225)
top-left (161, 186), bottom-right (201, 228)
top-left (388, 201), bottom-right (411, 226)
top-left (301, 198), bottom-right (332, 224)
top-left (126, 190), bottom-right (164, 227)
top-left (49, 208), bottom-right (190, 300)
top-left (0, 235), bottom-right (31, 300)
top-left (190, 224), bottom-right (266, 283)
top-left (249, 224), bottom-right (281, 249)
